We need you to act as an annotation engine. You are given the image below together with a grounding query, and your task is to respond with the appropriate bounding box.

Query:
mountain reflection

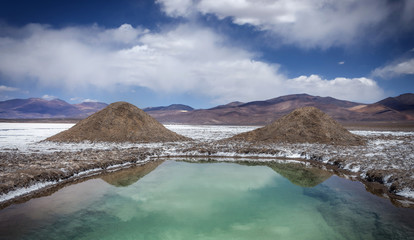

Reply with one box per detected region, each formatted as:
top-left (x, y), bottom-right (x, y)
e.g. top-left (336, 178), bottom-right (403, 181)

top-left (179, 159), bottom-right (333, 188)
top-left (240, 161), bottom-right (332, 187)
top-left (101, 160), bottom-right (164, 187)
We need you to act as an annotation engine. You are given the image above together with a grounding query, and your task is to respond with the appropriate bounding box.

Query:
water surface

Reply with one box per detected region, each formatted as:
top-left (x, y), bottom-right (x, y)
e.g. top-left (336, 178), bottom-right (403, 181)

top-left (0, 160), bottom-right (413, 240)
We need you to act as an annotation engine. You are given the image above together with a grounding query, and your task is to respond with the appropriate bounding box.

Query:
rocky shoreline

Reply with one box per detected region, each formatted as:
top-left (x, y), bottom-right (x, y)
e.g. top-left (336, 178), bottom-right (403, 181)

top-left (0, 148), bottom-right (153, 194)
top-left (1, 128), bottom-right (414, 209)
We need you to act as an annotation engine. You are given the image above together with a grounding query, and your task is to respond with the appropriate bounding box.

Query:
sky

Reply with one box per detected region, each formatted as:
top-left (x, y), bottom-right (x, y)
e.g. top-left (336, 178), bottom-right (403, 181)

top-left (0, 0), bottom-right (413, 109)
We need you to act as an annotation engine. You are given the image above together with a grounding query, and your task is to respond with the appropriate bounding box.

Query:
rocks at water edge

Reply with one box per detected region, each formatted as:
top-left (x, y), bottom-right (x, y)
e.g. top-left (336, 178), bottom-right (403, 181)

top-left (46, 101), bottom-right (191, 143)
top-left (229, 106), bottom-right (365, 145)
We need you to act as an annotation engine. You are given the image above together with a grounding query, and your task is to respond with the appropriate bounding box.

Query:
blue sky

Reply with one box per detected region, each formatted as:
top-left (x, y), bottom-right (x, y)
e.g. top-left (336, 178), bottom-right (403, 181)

top-left (0, 0), bottom-right (413, 108)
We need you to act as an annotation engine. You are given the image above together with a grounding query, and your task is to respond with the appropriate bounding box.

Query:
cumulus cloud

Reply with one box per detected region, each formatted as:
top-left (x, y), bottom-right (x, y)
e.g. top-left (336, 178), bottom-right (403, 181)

top-left (0, 23), bottom-right (148, 90)
top-left (157, 0), bottom-right (414, 48)
top-left (287, 75), bottom-right (384, 103)
top-left (0, 85), bottom-right (18, 92)
top-left (0, 23), bottom-right (384, 104)
top-left (372, 58), bottom-right (414, 79)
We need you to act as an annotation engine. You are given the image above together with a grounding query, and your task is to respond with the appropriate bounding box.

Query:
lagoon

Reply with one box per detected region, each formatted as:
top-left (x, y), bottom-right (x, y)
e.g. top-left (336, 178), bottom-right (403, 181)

top-left (1, 160), bottom-right (413, 240)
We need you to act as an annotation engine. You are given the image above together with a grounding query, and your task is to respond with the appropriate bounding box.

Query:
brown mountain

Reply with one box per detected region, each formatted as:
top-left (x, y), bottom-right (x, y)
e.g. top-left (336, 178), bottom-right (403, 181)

top-left (147, 93), bottom-right (414, 125)
top-left (46, 102), bottom-right (190, 143)
top-left (2, 93), bottom-right (413, 124)
top-left (0, 98), bottom-right (107, 119)
top-left (346, 93), bottom-right (414, 121)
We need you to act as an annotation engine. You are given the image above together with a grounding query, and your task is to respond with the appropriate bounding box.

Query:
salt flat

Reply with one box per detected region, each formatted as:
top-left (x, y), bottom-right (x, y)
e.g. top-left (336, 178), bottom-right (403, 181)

top-left (0, 123), bottom-right (413, 206)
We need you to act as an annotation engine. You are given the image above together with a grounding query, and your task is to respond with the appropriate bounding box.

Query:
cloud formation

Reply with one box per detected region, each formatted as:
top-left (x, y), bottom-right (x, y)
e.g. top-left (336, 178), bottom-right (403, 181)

top-left (70, 97), bottom-right (99, 103)
top-left (288, 75), bottom-right (384, 103)
top-left (0, 23), bottom-right (384, 104)
top-left (372, 58), bottom-right (414, 79)
top-left (41, 94), bottom-right (58, 100)
top-left (0, 85), bottom-right (18, 92)
top-left (157, 0), bottom-right (414, 48)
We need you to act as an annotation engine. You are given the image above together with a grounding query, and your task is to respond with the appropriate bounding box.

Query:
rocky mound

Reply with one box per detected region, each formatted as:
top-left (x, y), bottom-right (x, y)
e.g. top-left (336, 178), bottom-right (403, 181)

top-left (229, 106), bottom-right (364, 145)
top-left (46, 102), bottom-right (190, 143)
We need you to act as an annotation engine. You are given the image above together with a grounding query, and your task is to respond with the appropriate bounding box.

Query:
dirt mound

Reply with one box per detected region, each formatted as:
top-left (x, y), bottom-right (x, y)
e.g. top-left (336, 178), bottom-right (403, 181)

top-left (46, 102), bottom-right (191, 143)
top-left (229, 106), bottom-right (364, 145)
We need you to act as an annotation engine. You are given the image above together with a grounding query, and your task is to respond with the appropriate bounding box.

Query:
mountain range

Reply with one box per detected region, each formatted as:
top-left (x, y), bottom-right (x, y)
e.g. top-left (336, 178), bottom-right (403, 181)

top-left (0, 98), bottom-right (107, 119)
top-left (0, 93), bottom-right (413, 125)
top-left (144, 93), bottom-right (414, 125)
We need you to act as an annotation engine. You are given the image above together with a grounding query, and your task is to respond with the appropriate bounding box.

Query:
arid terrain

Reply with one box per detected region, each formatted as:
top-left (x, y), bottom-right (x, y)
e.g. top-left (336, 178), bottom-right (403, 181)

top-left (1, 100), bottom-right (414, 209)
top-left (0, 123), bottom-right (413, 209)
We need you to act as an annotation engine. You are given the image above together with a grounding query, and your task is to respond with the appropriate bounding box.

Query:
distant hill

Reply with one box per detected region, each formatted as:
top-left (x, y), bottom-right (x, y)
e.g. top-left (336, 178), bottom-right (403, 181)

top-left (143, 104), bottom-right (193, 112)
top-left (0, 98), bottom-right (107, 119)
top-left (377, 93), bottom-right (414, 113)
top-left (209, 101), bottom-right (244, 110)
top-left (146, 93), bottom-right (414, 125)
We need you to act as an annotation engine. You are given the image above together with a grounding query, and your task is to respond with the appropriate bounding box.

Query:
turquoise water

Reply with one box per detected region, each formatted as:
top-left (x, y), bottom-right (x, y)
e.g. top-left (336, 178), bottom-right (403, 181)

top-left (1, 160), bottom-right (414, 240)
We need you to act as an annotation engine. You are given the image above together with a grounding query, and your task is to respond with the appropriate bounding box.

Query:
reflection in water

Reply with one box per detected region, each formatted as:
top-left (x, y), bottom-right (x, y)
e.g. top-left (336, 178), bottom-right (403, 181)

top-left (0, 160), bottom-right (413, 240)
top-left (304, 178), bottom-right (414, 240)
top-left (267, 162), bottom-right (332, 187)
top-left (101, 160), bottom-right (164, 187)
top-left (242, 161), bottom-right (333, 187)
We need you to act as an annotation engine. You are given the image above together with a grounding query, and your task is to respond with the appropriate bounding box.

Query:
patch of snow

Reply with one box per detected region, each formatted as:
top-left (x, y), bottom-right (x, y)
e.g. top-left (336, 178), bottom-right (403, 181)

top-left (343, 163), bottom-right (361, 173)
top-left (383, 174), bottom-right (393, 182)
top-left (106, 162), bottom-right (133, 169)
top-left (72, 168), bottom-right (103, 177)
top-left (396, 199), bottom-right (414, 206)
top-left (396, 189), bottom-right (414, 199)
top-left (106, 158), bottom-right (152, 170)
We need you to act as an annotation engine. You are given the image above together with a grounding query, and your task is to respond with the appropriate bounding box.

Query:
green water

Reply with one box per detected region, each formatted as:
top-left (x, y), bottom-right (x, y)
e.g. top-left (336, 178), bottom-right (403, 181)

top-left (1, 160), bottom-right (414, 240)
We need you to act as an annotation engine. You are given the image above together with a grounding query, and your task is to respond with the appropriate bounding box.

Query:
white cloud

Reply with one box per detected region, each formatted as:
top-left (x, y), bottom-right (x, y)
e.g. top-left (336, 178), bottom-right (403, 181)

top-left (0, 85), bottom-right (18, 92)
top-left (70, 97), bottom-right (99, 103)
top-left (41, 94), bottom-right (58, 100)
top-left (372, 58), bottom-right (414, 78)
top-left (82, 98), bottom-right (99, 103)
top-left (287, 75), bottom-right (384, 103)
top-left (338, 61), bottom-right (345, 65)
top-left (0, 23), bottom-right (384, 104)
top-left (155, 0), bottom-right (194, 17)
top-left (157, 0), bottom-right (413, 48)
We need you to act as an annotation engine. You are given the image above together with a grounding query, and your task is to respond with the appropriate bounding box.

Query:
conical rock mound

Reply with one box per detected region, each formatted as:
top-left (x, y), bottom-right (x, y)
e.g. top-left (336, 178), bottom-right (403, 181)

top-left (229, 106), bottom-right (364, 145)
top-left (46, 102), bottom-right (190, 143)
